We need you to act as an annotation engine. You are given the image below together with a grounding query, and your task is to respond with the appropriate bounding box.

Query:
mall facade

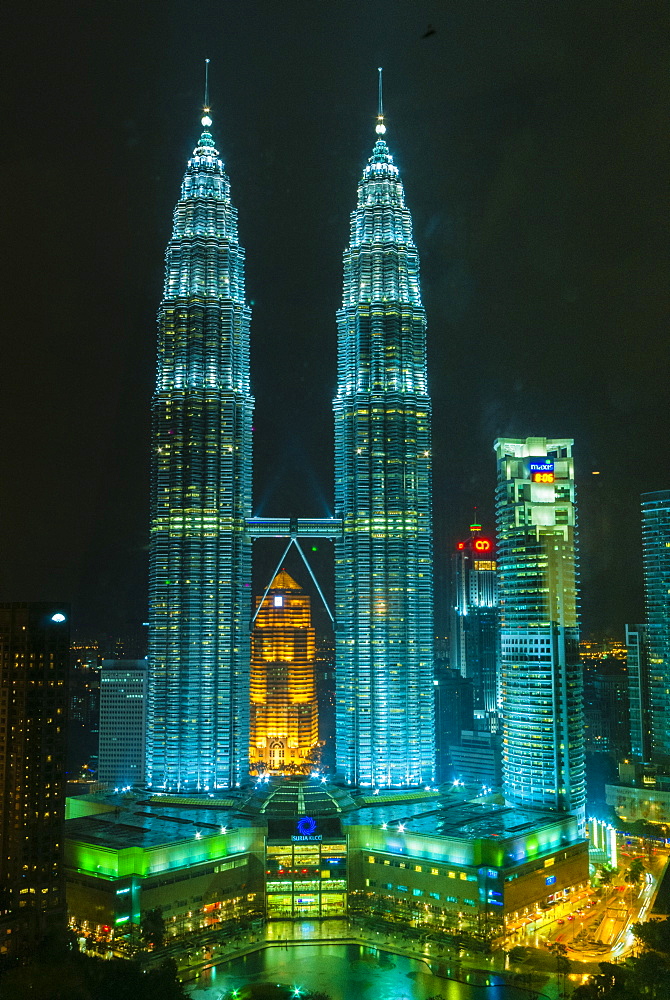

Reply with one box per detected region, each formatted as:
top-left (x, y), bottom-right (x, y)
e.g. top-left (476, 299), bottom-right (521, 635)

top-left (64, 779), bottom-right (588, 944)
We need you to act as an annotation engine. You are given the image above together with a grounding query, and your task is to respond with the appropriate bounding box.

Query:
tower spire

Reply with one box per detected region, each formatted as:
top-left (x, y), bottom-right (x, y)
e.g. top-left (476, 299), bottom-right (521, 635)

top-left (201, 58), bottom-right (212, 128)
top-left (375, 66), bottom-right (386, 135)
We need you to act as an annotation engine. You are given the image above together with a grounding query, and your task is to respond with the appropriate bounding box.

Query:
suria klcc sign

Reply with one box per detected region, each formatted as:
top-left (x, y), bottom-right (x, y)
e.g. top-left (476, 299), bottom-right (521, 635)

top-left (292, 816), bottom-right (322, 842)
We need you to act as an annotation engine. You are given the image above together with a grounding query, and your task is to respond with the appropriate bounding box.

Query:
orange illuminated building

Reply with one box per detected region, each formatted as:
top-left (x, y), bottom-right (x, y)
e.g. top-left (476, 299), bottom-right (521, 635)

top-left (250, 570), bottom-right (319, 773)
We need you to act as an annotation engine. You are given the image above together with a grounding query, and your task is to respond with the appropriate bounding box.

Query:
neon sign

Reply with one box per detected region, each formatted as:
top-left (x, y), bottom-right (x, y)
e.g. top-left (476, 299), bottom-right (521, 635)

top-left (529, 460), bottom-right (554, 484)
top-left (474, 539), bottom-right (492, 552)
top-left (292, 815), bottom-right (322, 842)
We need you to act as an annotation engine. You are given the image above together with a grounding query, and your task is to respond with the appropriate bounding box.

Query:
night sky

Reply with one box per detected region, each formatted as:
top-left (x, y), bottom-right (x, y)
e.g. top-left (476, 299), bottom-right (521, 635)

top-left (1, 1), bottom-right (667, 643)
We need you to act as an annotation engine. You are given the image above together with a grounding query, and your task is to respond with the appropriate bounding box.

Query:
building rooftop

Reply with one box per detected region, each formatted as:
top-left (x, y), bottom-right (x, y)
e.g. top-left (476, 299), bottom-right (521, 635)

top-left (239, 775), bottom-right (357, 817)
top-left (66, 807), bottom-right (253, 851)
top-left (344, 800), bottom-right (579, 843)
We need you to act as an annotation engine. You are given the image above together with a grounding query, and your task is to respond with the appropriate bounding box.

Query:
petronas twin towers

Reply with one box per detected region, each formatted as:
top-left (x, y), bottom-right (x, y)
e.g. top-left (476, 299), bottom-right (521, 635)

top-left (148, 86), bottom-right (435, 793)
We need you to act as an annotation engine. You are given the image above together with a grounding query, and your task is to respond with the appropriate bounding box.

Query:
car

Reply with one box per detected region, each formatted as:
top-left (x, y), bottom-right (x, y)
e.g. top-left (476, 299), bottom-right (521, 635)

top-left (567, 915), bottom-right (574, 921)
top-left (557, 919), bottom-right (565, 925)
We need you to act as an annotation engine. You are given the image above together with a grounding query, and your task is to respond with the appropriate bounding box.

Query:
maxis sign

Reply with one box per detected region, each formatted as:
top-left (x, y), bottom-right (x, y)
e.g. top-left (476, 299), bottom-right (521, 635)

top-left (529, 459), bottom-right (555, 483)
top-left (292, 816), bottom-right (322, 842)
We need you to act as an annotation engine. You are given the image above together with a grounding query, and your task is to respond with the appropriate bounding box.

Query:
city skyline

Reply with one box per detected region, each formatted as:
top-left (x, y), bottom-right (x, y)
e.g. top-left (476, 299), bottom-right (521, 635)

top-left (1, 2), bottom-right (667, 642)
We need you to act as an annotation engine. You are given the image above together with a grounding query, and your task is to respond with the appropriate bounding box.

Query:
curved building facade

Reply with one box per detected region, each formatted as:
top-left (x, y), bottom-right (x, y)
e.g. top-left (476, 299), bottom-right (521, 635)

top-left (495, 437), bottom-right (585, 828)
top-left (147, 114), bottom-right (254, 792)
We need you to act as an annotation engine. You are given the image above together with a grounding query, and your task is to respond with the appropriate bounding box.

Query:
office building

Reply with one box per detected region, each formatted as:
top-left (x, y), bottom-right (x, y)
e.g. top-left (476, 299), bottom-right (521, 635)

top-left (642, 491), bottom-right (670, 762)
top-left (147, 103), bottom-right (254, 792)
top-left (495, 437), bottom-right (586, 828)
top-left (449, 730), bottom-right (503, 790)
top-left (450, 521), bottom-right (499, 727)
top-left (98, 660), bottom-right (148, 788)
top-left (0, 603), bottom-right (69, 955)
top-left (434, 664), bottom-right (474, 783)
top-left (249, 571), bottom-right (319, 774)
top-left (333, 99), bottom-right (434, 787)
top-left (627, 625), bottom-right (652, 761)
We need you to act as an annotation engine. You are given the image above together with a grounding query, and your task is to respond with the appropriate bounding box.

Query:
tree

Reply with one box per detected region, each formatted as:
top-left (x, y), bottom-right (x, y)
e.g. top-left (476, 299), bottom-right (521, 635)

top-left (626, 949), bottom-right (670, 999)
top-left (632, 917), bottom-right (670, 955)
top-left (595, 862), bottom-right (618, 887)
top-left (549, 941), bottom-right (571, 999)
top-left (0, 953), bottom-right (188, 1000)
top-left (571, 961), bottom-right (635, 999)
top-left (624, 858), bottom-right (645, 890)
top-left (140, 907), bottom-right (166, 949)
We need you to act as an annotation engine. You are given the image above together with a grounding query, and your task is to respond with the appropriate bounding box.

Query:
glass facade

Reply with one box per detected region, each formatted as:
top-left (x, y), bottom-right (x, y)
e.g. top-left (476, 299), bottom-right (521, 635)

top-left (265, 840), bottom-right (347, 917)
top-left (642, 491), bottom-right (670, 762)
top-left (450, 523), bottom-right (500, 723)
top-left (250, 570), bottom-right (319, 773)
top-left (148, 115), bottom-right (253, 792)
top-left (625, 624), bottom-right (651, 760)
top-left (333, 120), bottom-right (435, 788)
top-left (495, 438), bottom-right (585, 828)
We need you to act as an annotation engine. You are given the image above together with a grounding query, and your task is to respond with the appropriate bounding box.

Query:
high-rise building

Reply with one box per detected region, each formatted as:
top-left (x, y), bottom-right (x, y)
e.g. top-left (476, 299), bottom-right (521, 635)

top-left (333, 102), bottom-right (434, 787)
top-left (642, 491), bottom-right (670, 763)
top-left (147, 104), bottom-right (254, 793)
top-left (450, 521), bottom-right (499, 726)
top-left (315, 632), bottom-right (336, 772)
top-left (495, 437), bottom-right (585, 828)
top-left (98, 660), bottom-right (148, 788)
top-left (68, 646), bottom-right (100, 773)
top-left (249, 570), bottom-right (319, 774)
top-left (434, 663), bottom-right (474, 783)
top-left (626, 624), bottom-right (652, 761)
top-left (0, 603), bottom-right (69, 954)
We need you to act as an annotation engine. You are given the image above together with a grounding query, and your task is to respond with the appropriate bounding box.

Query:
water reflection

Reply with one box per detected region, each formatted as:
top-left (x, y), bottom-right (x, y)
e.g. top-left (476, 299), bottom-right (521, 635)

top-left (189, 943), bottom-right (534, 999)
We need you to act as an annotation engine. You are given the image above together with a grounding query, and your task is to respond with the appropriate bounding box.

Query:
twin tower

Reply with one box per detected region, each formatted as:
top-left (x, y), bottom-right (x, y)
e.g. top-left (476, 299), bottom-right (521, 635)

top-left (147, 95), bottom-right (435, 794)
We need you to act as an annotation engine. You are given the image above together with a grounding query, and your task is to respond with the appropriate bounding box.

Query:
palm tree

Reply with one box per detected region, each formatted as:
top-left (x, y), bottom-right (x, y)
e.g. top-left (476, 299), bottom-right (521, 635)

top-left (625, 858), bottom-right (645, 886)
top-left (596, 862), bottom-right (617, 888)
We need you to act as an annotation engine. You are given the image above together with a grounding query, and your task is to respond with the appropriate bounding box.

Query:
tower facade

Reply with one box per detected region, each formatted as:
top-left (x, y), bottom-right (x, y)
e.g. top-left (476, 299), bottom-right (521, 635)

top-left (625, 624), bottom-right (651, 760)
top-left (495, 437), bottom-right (585, 827)
top-left (333, 115), bottom-right (435, 787)
top-left (147, 111), bottom-right (253, 792)
top-left (642, 490), bottom-right (670, 762)
top-left (249, 570), bottom-right (319, 774)
top-left (98, 660), bottom-right (148, 788)
top-left (450, 521), bottom-right (499, 725)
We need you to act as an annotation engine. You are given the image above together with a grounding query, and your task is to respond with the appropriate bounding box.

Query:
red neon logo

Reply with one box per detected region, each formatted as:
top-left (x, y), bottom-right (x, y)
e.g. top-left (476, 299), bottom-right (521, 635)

top-left (457, 542), bottom-right (465, 550)
top-left (474, 539), bottom-right (492, 552)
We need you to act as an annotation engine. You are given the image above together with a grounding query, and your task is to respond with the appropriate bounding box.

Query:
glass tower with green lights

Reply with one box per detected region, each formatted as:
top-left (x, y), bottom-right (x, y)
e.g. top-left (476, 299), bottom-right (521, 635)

top-left (333, 109), bottom-right (435, 787)
top-left (148, 110), bottom-right (253, 792)
top-left (495, 437), bottom-right (585, 829)
top-left (642, 490), bottom-right (670, 762)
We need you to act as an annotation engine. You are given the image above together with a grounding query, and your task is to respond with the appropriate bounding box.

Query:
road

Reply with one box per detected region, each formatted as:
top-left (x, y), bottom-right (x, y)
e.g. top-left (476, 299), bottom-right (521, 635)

top-left (518, 841), bottom-right (670, 965)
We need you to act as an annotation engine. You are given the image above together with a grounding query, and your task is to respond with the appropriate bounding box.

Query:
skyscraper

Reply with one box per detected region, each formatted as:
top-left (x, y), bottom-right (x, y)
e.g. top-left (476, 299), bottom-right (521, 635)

top-left (249, 570), bottom-right (319, 774)
top-left (98, 660), bottom-right (148, 788)
top-left (333, 96), bottom-right (435, 787)
top-left (625, 625), bottom-right (651, 760)
top-left (450, 521), bottom-right (499, 726)
top-left (642, 490), bottom-right (670, 762)
top-left (0, 603), bottom-right (69, 954)
top-left (147, 104), bottom-right (253, 792)
top-left (495, 437), bottom-right (585, 827)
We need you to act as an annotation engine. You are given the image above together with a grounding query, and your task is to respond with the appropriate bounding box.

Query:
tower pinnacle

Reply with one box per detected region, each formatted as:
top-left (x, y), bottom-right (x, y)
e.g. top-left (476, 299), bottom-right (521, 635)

top-left (201, 58), bottom-right (212, 127)
top-left (375, 67), bottom-right (386, 135)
